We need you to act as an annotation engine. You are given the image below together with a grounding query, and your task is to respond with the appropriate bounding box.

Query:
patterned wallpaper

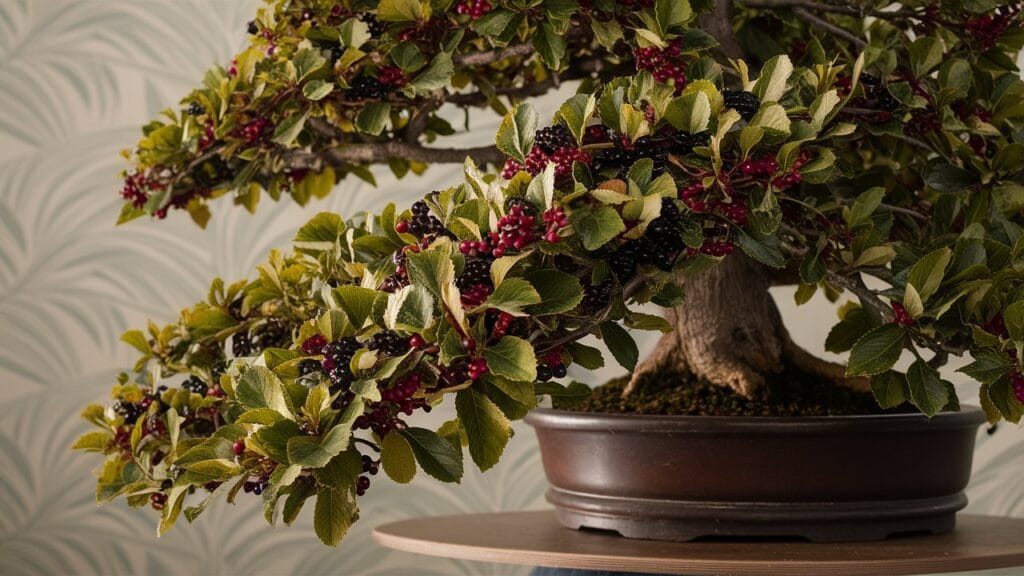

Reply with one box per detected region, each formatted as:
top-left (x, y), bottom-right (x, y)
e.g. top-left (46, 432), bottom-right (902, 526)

top-left (0, 2), bottom-right (1021, 575)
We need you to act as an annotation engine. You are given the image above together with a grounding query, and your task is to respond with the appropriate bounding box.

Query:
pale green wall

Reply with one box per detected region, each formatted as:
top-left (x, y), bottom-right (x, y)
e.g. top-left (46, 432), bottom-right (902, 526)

top-left (0, 2), bottom-right (1021, 575)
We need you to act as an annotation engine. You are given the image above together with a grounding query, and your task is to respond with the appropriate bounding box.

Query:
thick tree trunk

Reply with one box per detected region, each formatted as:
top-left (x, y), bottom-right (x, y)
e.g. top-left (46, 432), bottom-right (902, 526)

top-left (624, 255), bottom-right (869, 397)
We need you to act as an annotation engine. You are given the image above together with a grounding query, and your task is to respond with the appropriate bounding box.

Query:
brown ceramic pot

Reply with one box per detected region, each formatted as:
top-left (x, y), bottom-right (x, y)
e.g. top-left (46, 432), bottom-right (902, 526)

top-left (525, 406), bottom-right (986, 542)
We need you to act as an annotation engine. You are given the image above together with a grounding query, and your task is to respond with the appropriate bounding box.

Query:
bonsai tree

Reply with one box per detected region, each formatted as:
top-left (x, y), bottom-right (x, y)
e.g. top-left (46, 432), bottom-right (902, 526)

top-left (75, 0), bottom-right (1024, 547)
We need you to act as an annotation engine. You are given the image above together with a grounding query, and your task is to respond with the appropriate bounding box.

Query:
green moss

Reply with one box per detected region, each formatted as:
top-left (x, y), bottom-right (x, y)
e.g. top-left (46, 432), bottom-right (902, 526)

top-left (568, 368), bottom-right (912, 417)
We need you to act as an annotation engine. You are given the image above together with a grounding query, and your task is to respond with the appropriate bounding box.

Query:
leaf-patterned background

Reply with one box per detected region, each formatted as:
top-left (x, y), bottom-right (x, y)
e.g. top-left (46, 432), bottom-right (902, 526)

top-left (0, 2), bottom-right (1021, 574)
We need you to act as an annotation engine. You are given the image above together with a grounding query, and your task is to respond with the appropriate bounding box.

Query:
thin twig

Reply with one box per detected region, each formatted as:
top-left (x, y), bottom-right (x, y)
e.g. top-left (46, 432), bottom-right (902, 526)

top-left (454, 43), bottom-right (534, 67)
top-left (792, 7), bottom-right (868, 49)
top-left (740, 0), bottom-right (920, 19)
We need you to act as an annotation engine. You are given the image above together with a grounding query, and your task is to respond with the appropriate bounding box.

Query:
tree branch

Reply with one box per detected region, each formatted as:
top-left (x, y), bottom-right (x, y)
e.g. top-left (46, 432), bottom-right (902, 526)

top-left (792, 7), bottom-right (868, 49)
top-left (701, 0), bottom-right (745, 60)
top-left (286, 141), bottom-right (505, 170)
top-left (739, 0), bottom-right (921, 19)
top-left (453, 43), bottom-right (534, 67)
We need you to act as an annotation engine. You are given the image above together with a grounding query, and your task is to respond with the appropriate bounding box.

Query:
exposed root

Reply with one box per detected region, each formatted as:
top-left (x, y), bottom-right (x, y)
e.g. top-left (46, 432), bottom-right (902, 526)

top-left (623, 254), bottom-right (865, 399)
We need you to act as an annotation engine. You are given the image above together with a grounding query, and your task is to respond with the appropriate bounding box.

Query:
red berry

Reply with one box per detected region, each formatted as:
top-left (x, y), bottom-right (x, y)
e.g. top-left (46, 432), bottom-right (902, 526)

top-left (409, 334), bottom-right (426, 348)
top-left (233, 441), bottom-right (245, 456)
top-left (395, 220), bottom-right (409, 233)
top-left (891, 302), bottom-right (914, 326)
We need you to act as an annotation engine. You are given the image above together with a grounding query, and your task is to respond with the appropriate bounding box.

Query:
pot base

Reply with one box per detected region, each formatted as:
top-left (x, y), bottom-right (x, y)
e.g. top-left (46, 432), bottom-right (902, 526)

top-left (549, 488), bottom-right (965, 542)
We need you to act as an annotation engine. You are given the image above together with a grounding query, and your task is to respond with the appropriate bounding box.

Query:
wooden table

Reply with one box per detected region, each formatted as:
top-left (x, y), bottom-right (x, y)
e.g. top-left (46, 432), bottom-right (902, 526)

top-left (373, 510), bottom-right (1024, 575)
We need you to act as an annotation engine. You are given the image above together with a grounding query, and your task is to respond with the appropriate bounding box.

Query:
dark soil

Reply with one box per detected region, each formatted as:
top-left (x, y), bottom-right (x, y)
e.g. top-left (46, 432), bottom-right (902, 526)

top-left (567, 369), bottom-right (914, 417)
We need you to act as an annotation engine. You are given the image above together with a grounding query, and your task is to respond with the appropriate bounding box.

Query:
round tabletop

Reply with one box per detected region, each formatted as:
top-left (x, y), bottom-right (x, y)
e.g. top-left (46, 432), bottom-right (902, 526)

top-left (373, 510), bottom-right (1024, 576)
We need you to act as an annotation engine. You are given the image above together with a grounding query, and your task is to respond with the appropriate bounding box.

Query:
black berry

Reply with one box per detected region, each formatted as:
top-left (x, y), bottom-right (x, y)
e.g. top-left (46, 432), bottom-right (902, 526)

top-left (722, 90), bottom-right (761, 121)
top-left (534, 124), bottom-right (575, 154)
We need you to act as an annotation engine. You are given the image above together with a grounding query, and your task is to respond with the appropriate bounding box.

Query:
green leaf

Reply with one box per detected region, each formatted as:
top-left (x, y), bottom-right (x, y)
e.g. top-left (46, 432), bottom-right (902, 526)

top-left (385, 285), bottom-right (435, 332)
top-left (533, 22), bottom-right (567, 69)
top-left (187, 306), bottom-right (238, 338)
top-left (293, 49), bottom-right (326, 82)
top-left (377, 0), bottom-right (424, 22)
top-left (120, 330), bottom-right (151, 355)
top-left (405, 53), bottom-right (453, 96)
top-left (355, 102), bottom-right (391, 135)
top-left (282, 477), bottom-right (317, 526)
top-left (845, 187), bottom-right (885, 229)
top-left (909, 37), bottom-right (944, 76)
top-left (236, 366), bottom-right (291, 416)
top-left (400, 427), bottom-right (464, 483)
top-left (406, 248), bottom-right (455, 301)
top-left (959, 349), bottom-right (1012, 385)
top-left (256, 419), bottom-right (301, 465)
top-left (272, 111), bottom-right (310, 147)
top-left (455, 389), bottom-right (511, 472)
top-left (846, 324), bottom-right (906, 376)
top-left (664, 91), bottom-right (711, 133)
top-left (483, 336), bottom-right (537, 382)
top-left (601, 321), bottom-right (638, 371)
top-left (303, 80), bottom-right (334, 101)
top-left (333, 285), bottom-right (379, 329)
top-left (906, 359), bottom-right (950, 417)
top-left (186, 458), bottom-right (243, 480)
top-left (1004, 300), bottom-right (1024, 340)
top-left (72, 431), bottom-right (112, 452)
top-left (495, 104), bottom-right (538, 163)
top-left (380, 431), bottom-right (417, 484)
top-left (924, 163), bottom-right (978, 193)
top-left (314, 448), bottom-right (363, 489)
top-left (557, 93), bottom-right (597, 145)
top-left (752, 55), bottom-right (793, 103)
top-left (525, 270), bottom-right (584, 315)
top-left (907, 247), bottom-right (952, 304)
top-left (986, 377), bottom-right (1024, 424)
top-left (567, 341), bottom-right (605, 370)
top-left (870, 371), bottom-right (909, 409)
top-left (485, 278), bottom-right (541, 314)
top-left (313, 486), bottom-right (359, 546)
top-left (286, 424), bottom-right (352, 468)
top-left (570, 206), bottom-right (626, 250)
top-left (735, 229), bottom-right (786, 268)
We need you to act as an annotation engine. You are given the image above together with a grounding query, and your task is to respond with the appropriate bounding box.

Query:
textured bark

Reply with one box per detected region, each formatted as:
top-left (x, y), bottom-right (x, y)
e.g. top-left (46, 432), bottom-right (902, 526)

top-left (624, 255), bottom-right (869, 397)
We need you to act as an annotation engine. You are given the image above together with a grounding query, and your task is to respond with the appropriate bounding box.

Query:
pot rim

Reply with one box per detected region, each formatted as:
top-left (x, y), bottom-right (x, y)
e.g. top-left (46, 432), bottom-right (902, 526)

top-left (525, 405), bottom-right (986, 434)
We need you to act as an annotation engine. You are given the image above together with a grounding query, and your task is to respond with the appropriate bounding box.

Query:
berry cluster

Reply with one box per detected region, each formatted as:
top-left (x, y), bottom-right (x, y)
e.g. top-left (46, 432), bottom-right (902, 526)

top-left (644, 199), bottom-right (687, 270)
top-left (1012, 369), bottom-right (1024, 404)
top-left (594, 135), bottom-right (668, 177)
top-left (112, 399), bottom-right (146, 425)
top-left (396, 201), bottom-right (446, 240)
top-left (381, 373), bottom-right (421, 405)
top-left (458, 259), bottom-right (493, 306)
top-left (722, 90), bottom-right (761, 122)
top-left (542, 207), bottom-right (568, 243)
top-left (302, 334), bottom-right (328, 355)
top-left (366, 330), bottom-right (409, 357)
top-left (456, 0), bottom-right (493, 19)
top-left (243, 476), bottom-right (270, 495)
top-left (348, 76), bottom-right (387, 100)
top-left (378, 66), bottom-right (407, 88)
top-left (536, 349), bottom-right (568, 382)
top-left (232, 331), bottom-right (252, 356)
top-left (182, 376), bottom-right (208, 395)
top-left (238, 118), bottom-right (271, 145)
top-left (689, 239), bottom-right (735, 257)
top-left (493, 202), bottom-right (538, 254)
top-left (771, 150), bottom-right (812, 191)
top-left (891, 302), bottom-right (914, 326)
top-left (322, 337), bottom-right (360, 388)
top-left (467, 357), bottom-right (488, 380)
top-left (358, 13), bottom-right (387, 37)
top-left (633, 39), bottom-right (688, 94)
top-left (535, 124), bottom-right (576, 153)
top-left (966, 4), bottom-right (1020, 50)
top-left (490, 311), bottom-right (516, 339)
top-left (580, 280), bottom-right (613, 313)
